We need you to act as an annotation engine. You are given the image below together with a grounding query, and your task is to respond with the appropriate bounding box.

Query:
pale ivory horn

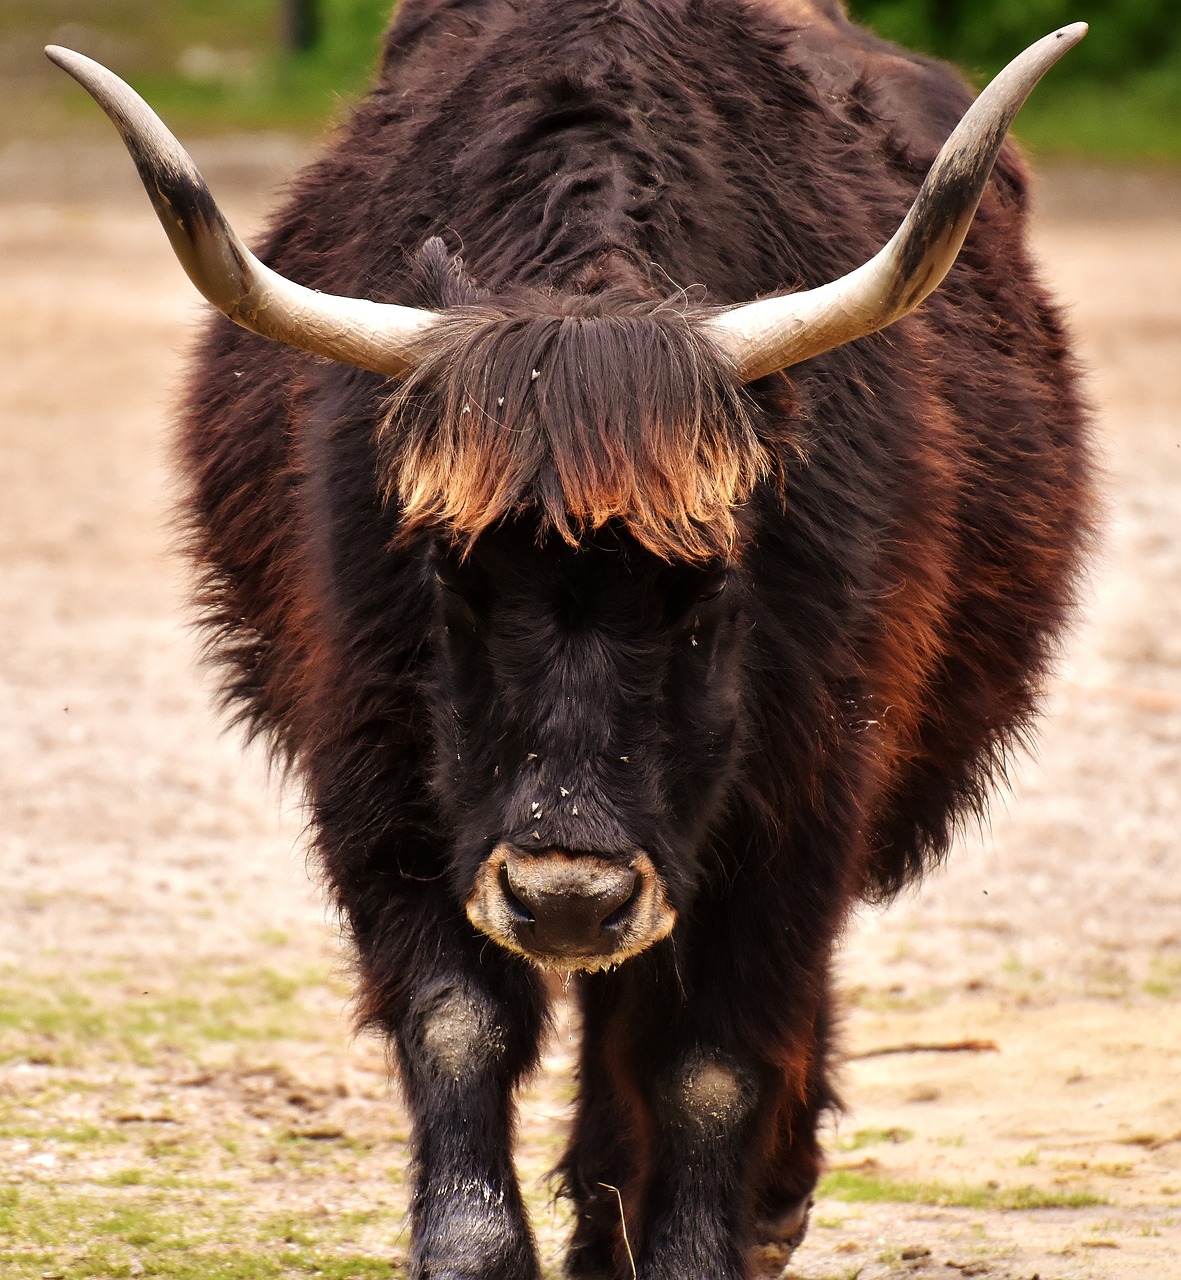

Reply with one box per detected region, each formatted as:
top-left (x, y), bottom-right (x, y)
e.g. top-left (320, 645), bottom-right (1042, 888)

top-left (702, 23), bottom-right (1088, 383)
top-left (45, 45), bottom-right (441, 377)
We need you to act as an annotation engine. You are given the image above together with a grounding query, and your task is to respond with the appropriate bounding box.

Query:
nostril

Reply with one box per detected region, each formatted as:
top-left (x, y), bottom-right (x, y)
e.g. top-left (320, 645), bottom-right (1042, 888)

top-left (600, 870), bottom-right (642, 932)
top-left (499, 862), bottom-right (535, 925)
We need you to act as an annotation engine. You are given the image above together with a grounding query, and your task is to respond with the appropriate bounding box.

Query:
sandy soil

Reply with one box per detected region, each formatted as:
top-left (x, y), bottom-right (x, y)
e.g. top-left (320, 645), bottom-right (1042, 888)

top-left (1, 139), bottom-right (1179, 1278)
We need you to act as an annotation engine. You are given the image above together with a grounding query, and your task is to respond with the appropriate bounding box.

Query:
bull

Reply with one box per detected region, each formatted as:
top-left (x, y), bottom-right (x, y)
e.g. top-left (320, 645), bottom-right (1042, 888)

top-left (49, 2), bottom-right (1092, 1276)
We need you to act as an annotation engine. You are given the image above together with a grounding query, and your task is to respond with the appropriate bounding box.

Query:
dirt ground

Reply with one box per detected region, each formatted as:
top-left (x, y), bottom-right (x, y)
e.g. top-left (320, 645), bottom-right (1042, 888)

top-left (1, 137), bottom-right (1179, 1278)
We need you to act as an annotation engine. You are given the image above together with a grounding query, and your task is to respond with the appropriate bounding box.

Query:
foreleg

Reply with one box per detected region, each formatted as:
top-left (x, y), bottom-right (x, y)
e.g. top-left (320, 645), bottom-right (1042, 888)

top-left (392, 958), bottom-right (547, 1280)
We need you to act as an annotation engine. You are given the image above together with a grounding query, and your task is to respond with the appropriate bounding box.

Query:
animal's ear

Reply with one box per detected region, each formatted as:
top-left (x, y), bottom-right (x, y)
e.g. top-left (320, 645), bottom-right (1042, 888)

top-left (45, 45), bottom-right (442, 378)
top-left (703, 23), bottom-right (1087, 382)
top-left (411, 237), bottom-right (487, 309)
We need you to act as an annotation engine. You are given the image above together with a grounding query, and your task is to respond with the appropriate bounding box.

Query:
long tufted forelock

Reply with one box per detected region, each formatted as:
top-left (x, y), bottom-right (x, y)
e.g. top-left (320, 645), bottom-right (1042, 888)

top-left (377, 287), bottom-right (769, 560)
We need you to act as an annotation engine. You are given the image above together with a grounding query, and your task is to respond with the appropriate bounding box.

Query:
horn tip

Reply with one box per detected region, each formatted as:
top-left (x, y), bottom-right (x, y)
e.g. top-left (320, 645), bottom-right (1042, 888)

top-left (1054, 22), bottom-right (1089, 48)
top-left (45, 45), bottom-right (93, 80)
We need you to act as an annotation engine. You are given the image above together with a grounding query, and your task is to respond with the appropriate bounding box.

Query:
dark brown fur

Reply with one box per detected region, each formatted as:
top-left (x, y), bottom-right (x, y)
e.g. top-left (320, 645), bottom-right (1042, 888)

top-left (176, 1), bottom-right (1091, 1275)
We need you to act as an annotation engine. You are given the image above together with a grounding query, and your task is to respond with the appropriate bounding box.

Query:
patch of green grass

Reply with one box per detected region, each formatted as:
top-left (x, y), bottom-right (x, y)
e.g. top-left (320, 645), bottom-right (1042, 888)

top-left (0, 1186), bottom-right (399, 1280)
top-left (259, 1214), bottom-right (320, 1248)
top-left (837, 1126), bottom-right (915, 1152)
top-left (844, 985), bottom-right (953, 1014)
top-left (98, 1170), bottom-right (235, 1192)
top-left (0, 1122), bottom-right (125, 1144)
top-left (0, 985), bottom-right (109, 1044)
top-left (1082, 955), bottom-right (1134, 1000)
top-left (819, 1170), bottom-right (1108, 1210)
top-left (95, 1204), bottom-right (192, 1250)
top-left (0, 965), bottom-right (340, 1068)
top-left (276, 1129), bottom-right (373, 1156)
top-left (0, 1246), bottom-right (397, 1280)
top-left (54, 1076), bottom-right (110, 1095)
top-left (0, 1189), bottom-right (192, 1257)
top-left (1001, 954), bottom-right (1045, 986)
top-left (1144, 953), bottom-right (1181, 999)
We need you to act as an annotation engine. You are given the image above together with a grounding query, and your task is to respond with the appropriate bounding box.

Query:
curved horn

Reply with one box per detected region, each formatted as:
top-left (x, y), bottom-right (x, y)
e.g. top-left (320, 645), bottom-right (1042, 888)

top-left (703, 23), bottom-right (1088, 383)
top-left (45, 46), bottom-right (440, 377)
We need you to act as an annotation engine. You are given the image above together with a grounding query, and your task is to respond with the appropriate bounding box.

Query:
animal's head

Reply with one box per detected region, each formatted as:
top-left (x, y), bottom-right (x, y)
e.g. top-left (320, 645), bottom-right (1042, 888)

top-left (46, 26), bottom-right (1086, 970)
top-left (375, 278), bottom-right (767, 968)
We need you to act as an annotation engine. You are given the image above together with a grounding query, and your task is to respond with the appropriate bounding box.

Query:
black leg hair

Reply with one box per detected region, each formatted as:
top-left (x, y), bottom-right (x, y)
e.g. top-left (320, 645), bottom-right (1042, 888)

top-left (392, 958), bottom-right (547, 1280)
top-left (560, 977), bottom-right (645, 1280)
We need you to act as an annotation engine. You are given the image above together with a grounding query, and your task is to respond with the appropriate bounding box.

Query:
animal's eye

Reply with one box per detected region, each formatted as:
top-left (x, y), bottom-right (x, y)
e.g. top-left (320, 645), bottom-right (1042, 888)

top-left (431, 548), bottom-right (480, 599)
top-left (659, 564), bottom-right (729, 625)
top-left (692, 565), bottom-right (730, 604)
top-left (433, 565), bottom-right (490, 624)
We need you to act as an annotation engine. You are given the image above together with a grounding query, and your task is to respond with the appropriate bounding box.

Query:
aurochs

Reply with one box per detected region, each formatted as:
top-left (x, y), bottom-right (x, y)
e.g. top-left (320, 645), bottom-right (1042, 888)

top-left (50, 1), bottom-right (1092, 1275)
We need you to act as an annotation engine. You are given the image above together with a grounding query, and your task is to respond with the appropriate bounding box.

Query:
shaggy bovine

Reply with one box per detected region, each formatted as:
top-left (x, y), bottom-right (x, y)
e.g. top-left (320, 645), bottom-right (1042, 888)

top-left (51, 2), bottom-right (1092, 1276)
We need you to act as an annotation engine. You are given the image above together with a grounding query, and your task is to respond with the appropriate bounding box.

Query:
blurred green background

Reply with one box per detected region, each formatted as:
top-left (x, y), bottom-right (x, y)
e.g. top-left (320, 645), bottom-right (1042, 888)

top-left (0, 0), bottom-right (391, 138)
top-left (1, 0), bottom-right (1178, 159)
top-left (849, 0), bottom-right (1181, 160)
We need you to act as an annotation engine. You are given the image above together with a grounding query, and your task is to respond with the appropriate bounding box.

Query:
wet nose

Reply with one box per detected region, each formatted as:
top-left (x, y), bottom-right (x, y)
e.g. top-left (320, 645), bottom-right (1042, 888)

top-left (501, 848), bottom-right (641, 957)
top-left (466, 843), bottom-right (677, 969)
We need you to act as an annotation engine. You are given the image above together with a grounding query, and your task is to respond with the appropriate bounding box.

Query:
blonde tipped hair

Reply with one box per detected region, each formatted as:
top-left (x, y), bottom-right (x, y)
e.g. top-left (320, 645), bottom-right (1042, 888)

top-left (377, 298), bottom-right (770, 560)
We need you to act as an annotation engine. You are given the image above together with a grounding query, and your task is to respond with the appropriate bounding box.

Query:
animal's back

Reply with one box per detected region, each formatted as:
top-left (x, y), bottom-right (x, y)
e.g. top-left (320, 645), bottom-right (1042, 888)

top-left (180, 0), bottom-right (1091, 898)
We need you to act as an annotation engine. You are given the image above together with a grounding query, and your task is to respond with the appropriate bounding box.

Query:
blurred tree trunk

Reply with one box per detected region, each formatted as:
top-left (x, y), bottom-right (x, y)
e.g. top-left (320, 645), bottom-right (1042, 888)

top-left (281, 0), bottom-right (321, 52)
